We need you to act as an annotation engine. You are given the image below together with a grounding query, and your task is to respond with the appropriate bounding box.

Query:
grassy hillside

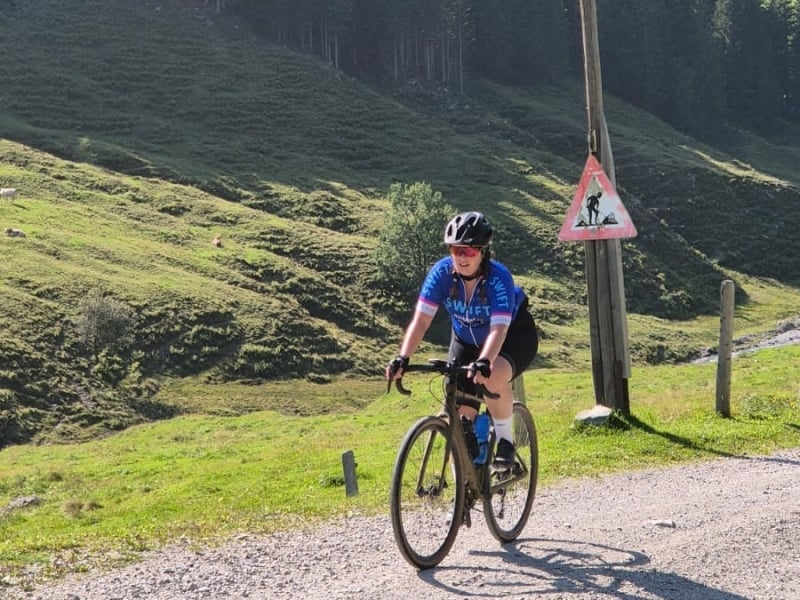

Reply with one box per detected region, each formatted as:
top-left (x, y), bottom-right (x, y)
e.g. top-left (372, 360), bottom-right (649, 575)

top-left (1, 0), bottom-right (800, 445)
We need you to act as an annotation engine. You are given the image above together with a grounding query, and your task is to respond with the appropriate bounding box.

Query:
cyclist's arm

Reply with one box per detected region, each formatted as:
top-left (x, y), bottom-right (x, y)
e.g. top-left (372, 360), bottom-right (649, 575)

top-left (477, 323), bottom-right (509, 369)
top-left (399, 308), bottom-right (435, 358)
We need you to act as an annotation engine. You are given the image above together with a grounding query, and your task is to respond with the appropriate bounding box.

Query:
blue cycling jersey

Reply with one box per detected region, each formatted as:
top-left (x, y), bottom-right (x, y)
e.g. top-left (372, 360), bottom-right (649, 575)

top-left (416, 256), bottom-right (526, 347)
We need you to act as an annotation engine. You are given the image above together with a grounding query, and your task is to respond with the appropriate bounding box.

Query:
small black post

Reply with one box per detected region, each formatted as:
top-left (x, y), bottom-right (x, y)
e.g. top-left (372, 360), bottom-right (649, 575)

top-left (342, 450), bottom-right (358, 497)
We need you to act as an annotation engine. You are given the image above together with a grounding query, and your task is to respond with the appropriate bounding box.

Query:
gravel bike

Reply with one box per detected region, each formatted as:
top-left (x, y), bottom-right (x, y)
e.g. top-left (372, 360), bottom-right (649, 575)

top-left (388, 359), bottom-right (538, 569)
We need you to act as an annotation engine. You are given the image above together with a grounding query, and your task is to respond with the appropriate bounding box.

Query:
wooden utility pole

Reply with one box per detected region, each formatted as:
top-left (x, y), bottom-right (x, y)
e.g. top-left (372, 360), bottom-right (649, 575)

top-left (579, 0), bottom-right (631, 414)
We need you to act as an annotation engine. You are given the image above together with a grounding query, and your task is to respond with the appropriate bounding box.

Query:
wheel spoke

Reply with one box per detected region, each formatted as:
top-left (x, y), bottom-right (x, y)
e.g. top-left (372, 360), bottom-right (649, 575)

top-left (483, 402), bottom-right (538, 542)
top-left (390, 416), bottom-right (464, 569)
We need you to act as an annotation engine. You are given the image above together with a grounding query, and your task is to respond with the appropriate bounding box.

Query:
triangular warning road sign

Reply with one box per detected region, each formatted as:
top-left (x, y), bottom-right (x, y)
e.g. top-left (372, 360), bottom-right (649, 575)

top-left (558, 155), bottom-right (637, 242)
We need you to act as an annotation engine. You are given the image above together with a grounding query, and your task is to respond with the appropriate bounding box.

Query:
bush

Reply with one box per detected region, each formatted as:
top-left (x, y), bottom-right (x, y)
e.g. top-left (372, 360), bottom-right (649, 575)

top-left (373, 181), bottom-right (455, 303)
top-left (75, 289), bottom-right (135, 357)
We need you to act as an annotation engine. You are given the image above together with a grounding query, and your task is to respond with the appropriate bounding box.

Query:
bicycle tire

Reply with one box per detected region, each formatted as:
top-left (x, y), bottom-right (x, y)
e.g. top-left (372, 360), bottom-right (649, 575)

top-left (483, 401), bottom-right (538, 543)
top-left (390, 415), bottom-right (465, 569)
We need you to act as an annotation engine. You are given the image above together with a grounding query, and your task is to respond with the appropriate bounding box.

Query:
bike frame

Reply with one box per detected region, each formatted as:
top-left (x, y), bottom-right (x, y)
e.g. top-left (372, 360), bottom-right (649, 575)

top-left (399, 362), bottom-right (529, 511)
top-left (441, 378), bottom-right (490, 508)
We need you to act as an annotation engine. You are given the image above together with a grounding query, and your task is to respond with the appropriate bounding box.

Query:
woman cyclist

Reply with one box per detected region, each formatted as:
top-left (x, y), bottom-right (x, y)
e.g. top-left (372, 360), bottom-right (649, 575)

top-left (386, 211), bottom-right (538, 470)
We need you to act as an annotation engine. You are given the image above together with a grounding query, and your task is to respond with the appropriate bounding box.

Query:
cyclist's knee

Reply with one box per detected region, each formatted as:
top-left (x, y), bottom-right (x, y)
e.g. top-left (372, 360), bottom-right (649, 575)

top-left (489, 356), bottom-right (513, 384)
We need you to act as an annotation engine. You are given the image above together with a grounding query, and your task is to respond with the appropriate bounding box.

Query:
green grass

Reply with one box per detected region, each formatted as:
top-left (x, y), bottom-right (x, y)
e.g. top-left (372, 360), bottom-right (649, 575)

top-left (0, 0), bottom-right (799, 589)
top-left (2, 0), bottom-right (800, 447)
top-left (2, 345), bottom-right (799, 585)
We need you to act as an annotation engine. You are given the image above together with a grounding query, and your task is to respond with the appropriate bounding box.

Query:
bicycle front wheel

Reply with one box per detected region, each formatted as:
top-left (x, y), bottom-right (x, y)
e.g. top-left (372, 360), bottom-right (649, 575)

top-left (390, 415), bottom-right (465, 569)
top-left (484, 401), bottom-right (538, 543)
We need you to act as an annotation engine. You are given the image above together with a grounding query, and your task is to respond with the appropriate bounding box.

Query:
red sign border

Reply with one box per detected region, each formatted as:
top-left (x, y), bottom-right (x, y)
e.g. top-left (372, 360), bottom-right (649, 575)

top-left (558, 155), bottom-right (637, 242)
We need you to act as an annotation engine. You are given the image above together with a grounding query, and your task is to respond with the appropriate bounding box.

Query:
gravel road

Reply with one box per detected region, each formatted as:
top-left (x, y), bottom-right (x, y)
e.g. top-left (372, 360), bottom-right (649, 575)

top-left (15, 446), bottom-right (800, 600)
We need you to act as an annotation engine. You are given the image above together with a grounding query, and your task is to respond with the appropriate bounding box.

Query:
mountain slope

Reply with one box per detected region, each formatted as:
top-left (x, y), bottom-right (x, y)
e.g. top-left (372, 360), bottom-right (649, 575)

top-left (1, 0), bottom-right (800, 445)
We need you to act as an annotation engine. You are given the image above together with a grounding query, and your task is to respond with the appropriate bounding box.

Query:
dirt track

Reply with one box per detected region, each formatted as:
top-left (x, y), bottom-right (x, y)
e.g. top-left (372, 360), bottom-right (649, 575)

top-left (21, 447), bottom-right (800, 600)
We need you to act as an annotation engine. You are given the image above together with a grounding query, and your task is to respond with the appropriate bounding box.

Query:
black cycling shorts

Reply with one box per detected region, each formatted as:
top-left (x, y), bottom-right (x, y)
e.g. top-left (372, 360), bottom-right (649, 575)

top-left (448, 297), bottom-right (538, 380)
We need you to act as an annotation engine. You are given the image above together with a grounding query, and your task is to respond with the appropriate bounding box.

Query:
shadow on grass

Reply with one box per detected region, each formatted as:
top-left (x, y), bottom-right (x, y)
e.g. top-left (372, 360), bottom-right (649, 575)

top-left (620, 413), bottom-right (739, 459)
top-left (420, 537), bottom-right (751, 599)
top-left (127, 398), bottom-right (183, 421)
top-left (611, 414), bottom-right (800, 465)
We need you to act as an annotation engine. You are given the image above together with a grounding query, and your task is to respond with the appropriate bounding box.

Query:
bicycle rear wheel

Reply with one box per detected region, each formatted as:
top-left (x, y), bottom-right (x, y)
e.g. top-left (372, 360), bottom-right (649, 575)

top-left (390, 415), bottom-right (465, 569)
top-left (484, 401), bottom-right (538, 543)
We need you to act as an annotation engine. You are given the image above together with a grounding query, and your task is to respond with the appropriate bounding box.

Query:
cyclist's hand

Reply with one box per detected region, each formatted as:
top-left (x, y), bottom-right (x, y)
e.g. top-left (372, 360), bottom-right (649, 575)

top-left (467, 358), bottom-right (491, 383)
top-left (386, 355), bottom-right (410, 381)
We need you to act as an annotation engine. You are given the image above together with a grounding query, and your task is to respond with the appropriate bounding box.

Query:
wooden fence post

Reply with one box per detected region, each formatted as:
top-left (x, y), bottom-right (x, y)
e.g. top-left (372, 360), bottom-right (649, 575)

top-left (716, 280), bottom-right (734, 417)
top-left (512, 376), bottom-right (526, 405)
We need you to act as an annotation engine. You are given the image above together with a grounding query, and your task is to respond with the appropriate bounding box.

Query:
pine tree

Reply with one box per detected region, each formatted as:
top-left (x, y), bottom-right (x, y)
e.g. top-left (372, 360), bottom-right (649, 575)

top-left (714, 0), bottom-right (780, 129)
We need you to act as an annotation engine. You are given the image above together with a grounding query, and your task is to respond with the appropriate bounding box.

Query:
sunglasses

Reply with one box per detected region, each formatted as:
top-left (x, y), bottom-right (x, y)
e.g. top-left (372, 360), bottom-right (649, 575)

top-left (449, 245), bottom-right (482, 258)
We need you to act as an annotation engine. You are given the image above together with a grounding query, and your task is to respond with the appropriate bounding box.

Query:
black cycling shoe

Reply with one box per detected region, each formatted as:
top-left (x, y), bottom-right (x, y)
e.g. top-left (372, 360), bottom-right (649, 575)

top-left (493, 438), bottom-right (515, 471)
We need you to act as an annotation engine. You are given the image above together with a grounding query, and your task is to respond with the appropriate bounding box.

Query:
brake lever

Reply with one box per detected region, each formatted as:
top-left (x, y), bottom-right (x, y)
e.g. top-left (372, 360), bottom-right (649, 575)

top-left (475, 383), bottom-right (500, 400)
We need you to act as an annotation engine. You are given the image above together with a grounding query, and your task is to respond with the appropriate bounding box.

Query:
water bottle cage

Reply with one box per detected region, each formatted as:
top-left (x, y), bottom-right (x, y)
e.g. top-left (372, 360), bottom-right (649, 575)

top-left (460, 416), bottom-right (480, 460)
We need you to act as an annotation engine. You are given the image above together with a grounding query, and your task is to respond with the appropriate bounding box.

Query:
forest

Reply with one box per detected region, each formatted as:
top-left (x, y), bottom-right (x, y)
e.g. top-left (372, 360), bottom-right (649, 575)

top-left (228, 0), bottom-right (800, 138)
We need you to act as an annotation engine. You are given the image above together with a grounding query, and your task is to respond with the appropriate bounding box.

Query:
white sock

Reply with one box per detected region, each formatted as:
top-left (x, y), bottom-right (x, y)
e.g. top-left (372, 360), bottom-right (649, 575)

top-left (493, 416), bottom-right (513, 444)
